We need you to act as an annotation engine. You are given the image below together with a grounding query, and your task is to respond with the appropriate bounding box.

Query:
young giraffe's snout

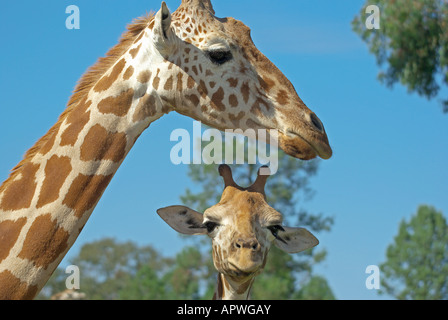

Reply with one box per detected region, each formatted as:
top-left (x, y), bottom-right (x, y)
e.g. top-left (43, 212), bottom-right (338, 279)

top-left (158, 164), bottom-right (319, 300)
top-left (214, 210), bottom-right (267, 278)
top-left (234, 237), bottom-right (259, 251)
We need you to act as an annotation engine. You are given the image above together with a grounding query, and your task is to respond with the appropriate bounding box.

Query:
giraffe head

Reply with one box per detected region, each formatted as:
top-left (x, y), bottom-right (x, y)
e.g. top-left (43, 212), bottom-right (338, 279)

top-left (157, 165), bottom-right (318, 298)
top-left (145, 0), bottom-right (332, 160)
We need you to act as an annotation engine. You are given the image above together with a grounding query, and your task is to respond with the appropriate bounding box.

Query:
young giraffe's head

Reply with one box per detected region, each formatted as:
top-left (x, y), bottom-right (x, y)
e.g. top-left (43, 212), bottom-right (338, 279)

top-left (157, 165), bottom-right (318, 300)
top-left (148, 0), bottom-right (332, 160)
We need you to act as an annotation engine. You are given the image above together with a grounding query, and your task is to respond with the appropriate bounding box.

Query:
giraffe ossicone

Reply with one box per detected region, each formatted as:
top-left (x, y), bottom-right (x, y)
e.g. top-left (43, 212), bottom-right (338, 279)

top-left (0, 0), bottom-right (330, 299)
top-left (157, 164), bottom-right (319, 300)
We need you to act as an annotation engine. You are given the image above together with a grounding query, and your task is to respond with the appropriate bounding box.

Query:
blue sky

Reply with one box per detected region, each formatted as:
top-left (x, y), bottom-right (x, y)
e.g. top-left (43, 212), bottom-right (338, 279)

top-left (1, 0), bottom-right (447, 300)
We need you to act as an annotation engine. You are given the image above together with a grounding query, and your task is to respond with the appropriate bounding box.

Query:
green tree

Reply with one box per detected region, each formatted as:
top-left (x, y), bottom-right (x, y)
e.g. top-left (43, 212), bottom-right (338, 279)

top-left (39, 238), bottom-right (167, 299)
top-left (162, 246), bottom-right (207, 300)
top-left (68, 238), bottom-right (166, 299)
top-left (295, 275), bottom-right (336, 300)
top-left (180, 139), bottom-right (335, 299)
top-left (40, 238), bottom-right (212, 300)
top-left (380, 205), bottom-right (448, 299)
top-left (352, 0), bottom-right (448, 112)
top-left (119, 246), bottom-right (208, 300)
top-left (119, 265), bottom-right (167, 299)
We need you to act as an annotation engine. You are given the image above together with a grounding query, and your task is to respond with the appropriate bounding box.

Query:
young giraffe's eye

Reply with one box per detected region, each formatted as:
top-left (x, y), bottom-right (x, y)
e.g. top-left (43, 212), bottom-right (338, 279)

top-left (203, 221), bottom-right (219, 233)
top-left (206, 49), bottom-right (233, 65)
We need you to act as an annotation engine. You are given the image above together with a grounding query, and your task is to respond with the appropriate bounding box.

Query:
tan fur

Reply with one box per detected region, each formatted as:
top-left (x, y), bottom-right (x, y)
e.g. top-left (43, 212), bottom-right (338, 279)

top-left (0, 14), bottom-right (154, 195)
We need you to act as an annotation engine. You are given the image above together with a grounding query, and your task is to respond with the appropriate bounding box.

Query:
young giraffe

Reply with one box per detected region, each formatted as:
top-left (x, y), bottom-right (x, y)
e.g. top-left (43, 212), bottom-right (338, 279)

top-left (158, 164), bottom-right (318, 300)
top-left (0, 0), bottom-right (331, 299)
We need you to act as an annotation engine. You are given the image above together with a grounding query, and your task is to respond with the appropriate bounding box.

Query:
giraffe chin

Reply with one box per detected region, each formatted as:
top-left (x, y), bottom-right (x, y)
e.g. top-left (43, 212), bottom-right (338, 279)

top-left (278, 132), bottom-right (318, 160)
top-left (225, 262), bottom-right (262, 281)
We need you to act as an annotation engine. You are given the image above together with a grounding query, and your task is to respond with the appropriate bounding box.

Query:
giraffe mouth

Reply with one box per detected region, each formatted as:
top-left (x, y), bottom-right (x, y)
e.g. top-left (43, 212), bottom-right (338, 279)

top-left (226, 262), bottom-right (261, 279)
top-left (278, 131), bottom-right (318, 160)
top-left (278, 130), bottom-right (332, 160)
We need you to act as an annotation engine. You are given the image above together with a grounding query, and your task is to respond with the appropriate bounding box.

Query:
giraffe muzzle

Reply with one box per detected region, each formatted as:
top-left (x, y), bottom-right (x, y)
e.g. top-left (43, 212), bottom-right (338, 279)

top-left (279, 113), bottom-right (332, 160)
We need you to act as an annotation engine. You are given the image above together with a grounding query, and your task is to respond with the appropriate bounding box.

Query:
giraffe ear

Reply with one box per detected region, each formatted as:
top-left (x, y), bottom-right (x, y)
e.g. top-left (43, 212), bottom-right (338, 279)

top-left (157, 205), bottom-right (207, 235)
top-left (273, 227), bottom-right (319, 253)
top-left (153, 2), bottom-right (174, 50)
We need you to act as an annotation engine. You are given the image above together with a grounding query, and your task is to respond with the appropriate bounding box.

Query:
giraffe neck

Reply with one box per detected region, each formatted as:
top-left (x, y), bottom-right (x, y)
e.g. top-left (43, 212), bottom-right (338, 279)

top-left (213, 273), bottom-right (255, 300)
top-left (0, 18), bottom-right (173, 299)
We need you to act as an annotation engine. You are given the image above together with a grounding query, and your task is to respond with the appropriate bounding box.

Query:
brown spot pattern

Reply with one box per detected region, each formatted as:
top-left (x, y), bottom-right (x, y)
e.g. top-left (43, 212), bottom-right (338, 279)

top-left (152, 69), bottom-right (160, 89)
top-left (0, 270), bottom-right (38, 300)
top-left (211, 87), bottom-right (225, 111)
top-left (227, 78), bottom-right (238, 88)
top-left (0, 218), bottom-right (27, 263)
top-left (186, 94), bottom-right (200, 107)
top-left (259, 76), bottom-right (275, 93)
top-left (60, 99), bottom-right (92, 147)
top-left (62, 173), bottom-right (113, 218)
top-left (80, 124), bottom-right (127, 162)
top-left (229, 94), bottom-right (238, 108)
top-left (123, 66), bottom-right (134, 80)
top-left (276, 90), bottom-right (289, 106)
top-left (0, 163), bottom-right (39, 211)
top-left (187, 75), bottom-right (195, 89)
top-left (199, 80), bottom-right (208, 96)
top-left (137, 70), bottom-right (151, 84)
top-left (18, 214), bottom-right (69, 268)
top-left (164, 76), bottom-right (173, 91)
top-left (241, 82), bottom-right (250, 104)
top-left (38, 123), bottom-right (61, 155)
top-left (36, 156), bottom-right (72, 209)
top-left (129, 44), bottom-right (141, 59)
top-left (176, 73), bottom-right (183, 92)
top-left (93, 58), bottom-right (126, 92)
top-left (133, 94), bottom-right (157, 122)
top-left (97, 88), bottom-right (134, 117)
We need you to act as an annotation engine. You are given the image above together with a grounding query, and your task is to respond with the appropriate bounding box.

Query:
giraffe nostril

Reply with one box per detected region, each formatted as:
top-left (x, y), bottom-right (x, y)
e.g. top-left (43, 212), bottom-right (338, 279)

top-left (310, 113), bottom-right (324, 132)
top-left (235, 238), bottom-right (260, 251)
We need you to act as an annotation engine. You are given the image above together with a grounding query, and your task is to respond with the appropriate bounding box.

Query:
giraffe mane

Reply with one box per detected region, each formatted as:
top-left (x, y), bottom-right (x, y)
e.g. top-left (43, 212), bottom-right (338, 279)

top-left (66, 12), bottom-right (154, 111)
top-left (0, 13), bottom-right (154, 193)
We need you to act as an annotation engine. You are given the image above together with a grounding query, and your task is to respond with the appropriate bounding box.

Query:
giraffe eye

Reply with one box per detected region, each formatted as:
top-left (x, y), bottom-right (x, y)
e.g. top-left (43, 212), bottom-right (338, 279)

top-left (203, 221), bottom-right (219, 233)
top-left (206, 49), bottom-right (233, 65)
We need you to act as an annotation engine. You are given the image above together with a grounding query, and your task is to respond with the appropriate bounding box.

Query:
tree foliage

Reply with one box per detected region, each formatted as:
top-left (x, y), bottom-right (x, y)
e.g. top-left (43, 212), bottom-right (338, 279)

top-left (39, 239), bottom-right (210, 300)
top-left (352, 0), bottom-right (448, 112)
top-left (380, 205), bottom-right (448, 299)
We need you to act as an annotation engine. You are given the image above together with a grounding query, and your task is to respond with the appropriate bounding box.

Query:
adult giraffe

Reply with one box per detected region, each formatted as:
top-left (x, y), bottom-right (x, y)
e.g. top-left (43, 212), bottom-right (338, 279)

top-left (0, 0), bottom-right (331, 299)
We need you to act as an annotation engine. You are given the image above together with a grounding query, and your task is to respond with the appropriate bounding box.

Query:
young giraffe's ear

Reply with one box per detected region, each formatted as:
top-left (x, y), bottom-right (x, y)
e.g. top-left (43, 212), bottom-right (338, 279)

top-left (157, 205), bottom-right (207, 235)
top-left (273, 227), bottom-right (319, 253)
top-left (153, 2), bottom-right (174, 50)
